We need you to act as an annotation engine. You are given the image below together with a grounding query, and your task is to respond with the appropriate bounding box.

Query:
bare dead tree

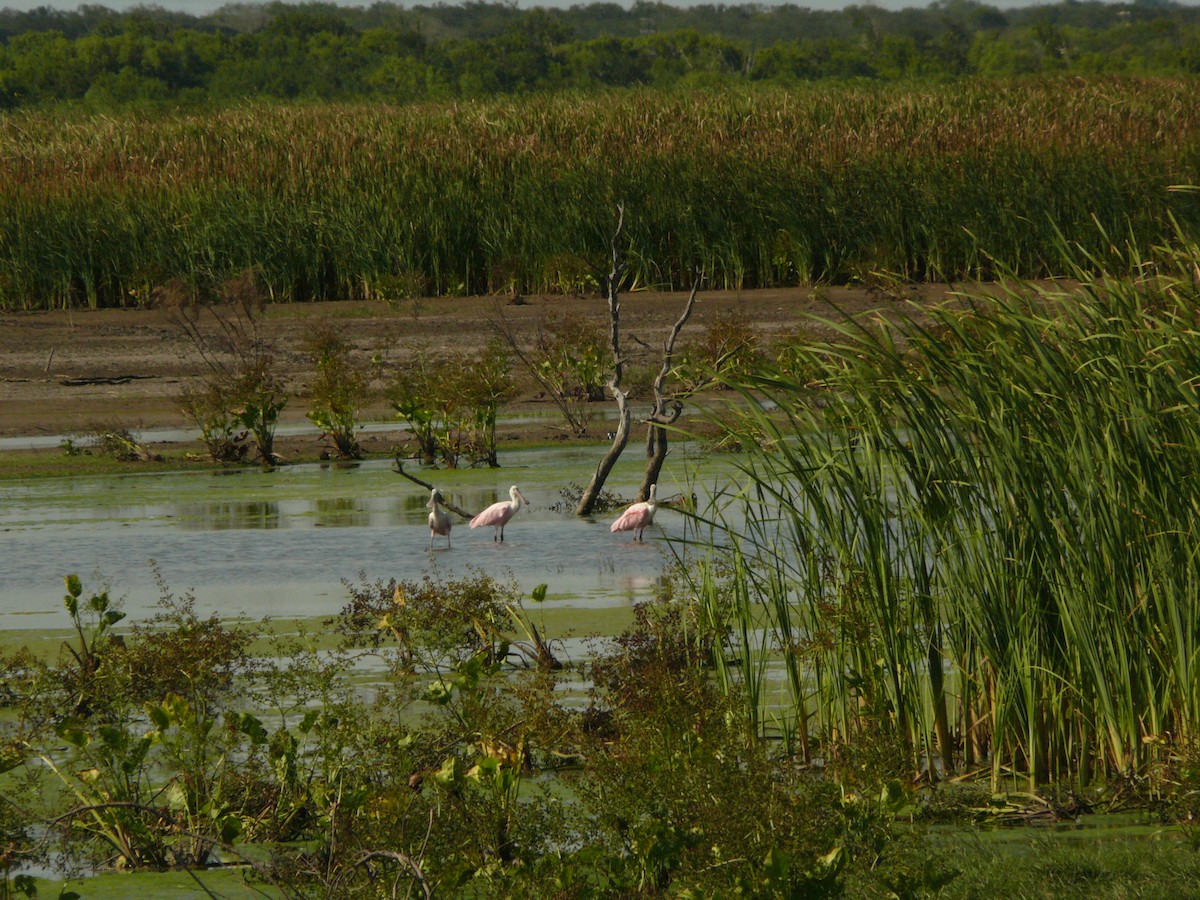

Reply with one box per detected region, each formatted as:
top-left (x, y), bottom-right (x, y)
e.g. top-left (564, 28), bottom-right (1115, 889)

top-left (575, 205), bottom-right (630, 516)
top-left (639, 268), bottom-right (703, 502)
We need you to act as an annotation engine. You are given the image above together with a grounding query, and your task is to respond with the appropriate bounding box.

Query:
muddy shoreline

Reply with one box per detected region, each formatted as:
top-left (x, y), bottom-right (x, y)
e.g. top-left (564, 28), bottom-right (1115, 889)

top-left (0, 286), bottom-right (946, 462)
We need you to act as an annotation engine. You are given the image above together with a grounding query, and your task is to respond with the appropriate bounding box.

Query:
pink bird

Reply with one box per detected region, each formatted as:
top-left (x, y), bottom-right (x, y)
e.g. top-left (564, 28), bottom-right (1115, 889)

top-left (427, 488), bottom-right (452, 550)
top-left (610, 484), bottom-right (658, 541)
top-left (469, 485), bottom-right (528, 542)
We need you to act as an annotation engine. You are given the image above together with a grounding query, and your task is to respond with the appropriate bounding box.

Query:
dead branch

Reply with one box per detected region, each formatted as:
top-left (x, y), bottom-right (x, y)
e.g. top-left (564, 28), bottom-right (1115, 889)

top-left (58, 375), bottom-right (155, 386)
top-left (606, 203), bottom-right (627, 387)
top-left (646, 399), bottom-right (684, 426)
top-left (652, 269), bottom-right (703, 403)
top-left (391, 457), bottom-right (474, 519)
top-left (641, 268), bottom-right (703, 500)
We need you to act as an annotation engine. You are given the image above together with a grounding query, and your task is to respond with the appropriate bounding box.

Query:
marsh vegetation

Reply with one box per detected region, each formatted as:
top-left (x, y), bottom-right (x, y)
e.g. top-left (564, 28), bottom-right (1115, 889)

top-left (2, 80), bottom-right (1199, 311)
top-left (5, 21), bottom-right (1200, 892)
top-left (6, 238), bottom-right (1200, 896)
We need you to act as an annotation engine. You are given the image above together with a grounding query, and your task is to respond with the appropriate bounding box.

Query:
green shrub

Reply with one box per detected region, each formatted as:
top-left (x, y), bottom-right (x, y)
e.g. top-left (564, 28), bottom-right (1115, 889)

top-left (305, 322), bottom-right (371, 460)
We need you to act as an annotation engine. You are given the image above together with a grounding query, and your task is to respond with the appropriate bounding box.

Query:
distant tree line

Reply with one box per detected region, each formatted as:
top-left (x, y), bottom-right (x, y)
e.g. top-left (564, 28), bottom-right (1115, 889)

top-left (1, 0), bottom-right (1198, 108)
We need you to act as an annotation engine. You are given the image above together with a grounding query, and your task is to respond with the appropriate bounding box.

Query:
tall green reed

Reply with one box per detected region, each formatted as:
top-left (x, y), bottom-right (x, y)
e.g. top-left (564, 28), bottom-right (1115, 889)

top-left (2, 79), bottom-right (1199, 309)
top-left (691, 230), bottom-right (1200, 788)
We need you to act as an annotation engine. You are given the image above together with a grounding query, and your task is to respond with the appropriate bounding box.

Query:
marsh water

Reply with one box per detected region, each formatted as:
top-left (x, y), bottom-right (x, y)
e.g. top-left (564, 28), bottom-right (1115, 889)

top-left (0, 442), bottom-right (739, 632)
top-left (5, 439), bottom-right (1192, 895)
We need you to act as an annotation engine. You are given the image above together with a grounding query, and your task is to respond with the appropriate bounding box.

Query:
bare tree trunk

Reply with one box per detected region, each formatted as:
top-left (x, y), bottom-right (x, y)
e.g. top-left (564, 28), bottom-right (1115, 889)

top-left (576, 206), bottom-right (627, 517)
top-left (576, 385), bottom-right (631, 516)
top-left (642, 402), bottom-right (682, 502)
top-left (638, 270), bottom-right (702, 502)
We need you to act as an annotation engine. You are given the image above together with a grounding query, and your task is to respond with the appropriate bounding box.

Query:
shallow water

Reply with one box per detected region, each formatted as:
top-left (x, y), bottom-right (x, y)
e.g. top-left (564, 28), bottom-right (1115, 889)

top-left (0, 443), bottom-right (739, 630)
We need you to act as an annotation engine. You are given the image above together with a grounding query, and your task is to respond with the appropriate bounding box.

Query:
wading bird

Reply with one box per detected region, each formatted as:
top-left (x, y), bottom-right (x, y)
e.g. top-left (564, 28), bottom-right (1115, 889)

top-left (610, 484), bottom-right (657, 541)
top-left (427, 488), bottom-right (452, 550)
top-left (470, 485), bottom-right (528, 542)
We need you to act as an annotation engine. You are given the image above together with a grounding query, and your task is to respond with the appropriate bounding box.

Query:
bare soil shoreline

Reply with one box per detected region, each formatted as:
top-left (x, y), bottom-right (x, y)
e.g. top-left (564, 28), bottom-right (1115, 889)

top-left (0, 285), bottom-right (950, 461)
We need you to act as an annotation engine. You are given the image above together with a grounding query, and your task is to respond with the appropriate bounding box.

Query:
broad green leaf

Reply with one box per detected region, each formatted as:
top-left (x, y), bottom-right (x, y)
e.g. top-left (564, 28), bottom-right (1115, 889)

top-left (94, 725), bottom-right (125, 752)
top-left (147, 704), bottom-right (170, 732)
top-left (56, 723), bottom-right (88, 748)
top-left (237, 712), bottom-right (268, 744)
top-left (217, 813), bottom-right (244, 843)
top-left (424, 681), bottom-right (453, 705)
top-left (879, 779), bottom-right (907, 813)
top-left (434, 756), bottom-right (460, 784)
top-left (165, 782), bottom-right (188, 811)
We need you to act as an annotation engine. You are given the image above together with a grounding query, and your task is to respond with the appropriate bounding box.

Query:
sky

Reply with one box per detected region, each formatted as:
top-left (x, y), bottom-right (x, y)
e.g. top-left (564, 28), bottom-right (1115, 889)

top-left (0, 0), bottom-right (1144, 15)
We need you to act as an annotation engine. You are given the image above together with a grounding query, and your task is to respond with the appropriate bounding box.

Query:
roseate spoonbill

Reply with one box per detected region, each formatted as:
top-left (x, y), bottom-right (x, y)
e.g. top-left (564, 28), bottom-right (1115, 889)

top-left (469, 485), bottom-right (528, 542)
top-left (427, 488), bottom-right (452, 550)
top-left (610, 484), bottom-right (657, 541)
